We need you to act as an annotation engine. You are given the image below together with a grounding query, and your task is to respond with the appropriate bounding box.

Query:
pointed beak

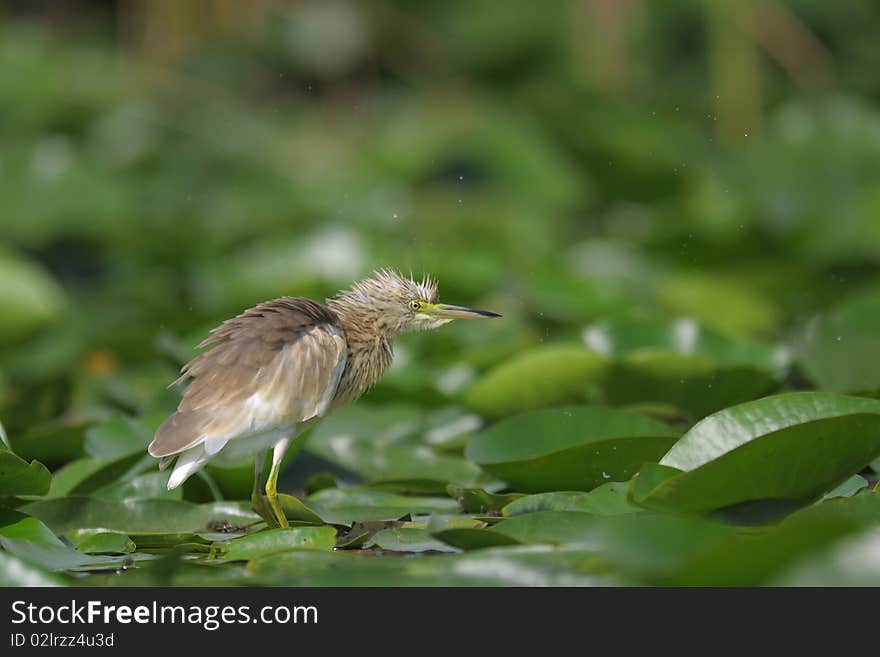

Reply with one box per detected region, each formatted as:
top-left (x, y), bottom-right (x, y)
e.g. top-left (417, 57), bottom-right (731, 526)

top-left (425, 303), bottom-right (502, 320)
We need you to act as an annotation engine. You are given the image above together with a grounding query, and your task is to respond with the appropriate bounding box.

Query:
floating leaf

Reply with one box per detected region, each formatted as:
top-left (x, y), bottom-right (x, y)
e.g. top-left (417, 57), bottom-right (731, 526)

top-left (365, 527), bottom-right (458, 553)
top-left (463, 345), bottom-right (607, 419)
top-left (446, 485), bottom-right (523, 514)
top-left (221, 526), bottom-right (337, 561)
top-left (797, 289), bottom-right (880, 393)
top-left (0, 551), bottom-right (69, 586)
top-left (490, 511), bottom-right (600, 545)
top-left (502, 482), bottom-right (642, 517)
top-left (67, 529), bottom-right (136, 555)
top-left (631, 392), bottom-right (880, 513)
top-left (20, 497), bottom-right (259, 535)
top-left (466, 406), bottom-right (678, 492)
top-left (0, 447), bottom-right (51, 496)
top-left (247, 545), bottom-right (605, 586)
top-left (0, 249), bottom-right (65, 342)
top-left (0, 509), bottom-right (108, 570)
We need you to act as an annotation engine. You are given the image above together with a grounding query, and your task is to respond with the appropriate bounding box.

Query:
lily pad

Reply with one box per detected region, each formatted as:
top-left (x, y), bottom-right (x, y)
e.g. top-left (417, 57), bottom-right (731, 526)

top-left (19, 497), bottom-right (259, 535)
top-left (463, 344), bottom-right (607, 419)
top-left (221, 526), bottom-right (337, 561)
top-left (447, 485), bottom-right (524, 514)
top-left (67, 529), bottom-right (136, 555)
top-left (365, 527), bottom-right (459, 553)
top-left (797, 289), bottom-right (880, 394)
top-left (0, 447), bottom-right (51, 496)
top-left (502, 482), bottom-right (643, 517)
top-left (466, 406), bottom-right (678, 492)
top-left (0, 508), bottom-right (109, 571)
top-left (631, 392), bottom-right (880, 513)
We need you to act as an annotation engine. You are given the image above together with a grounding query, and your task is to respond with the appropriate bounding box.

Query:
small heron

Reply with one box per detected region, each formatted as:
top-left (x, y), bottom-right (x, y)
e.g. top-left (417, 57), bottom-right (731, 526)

top-left (148, 269), bottom-right (500, 527)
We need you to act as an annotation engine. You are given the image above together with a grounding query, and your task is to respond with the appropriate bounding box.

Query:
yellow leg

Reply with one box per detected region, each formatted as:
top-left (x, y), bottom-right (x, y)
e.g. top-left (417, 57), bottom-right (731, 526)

top-left (250, 451), bottom-right (276, 527)
top-left (265, 437), bottom-right (291, 528)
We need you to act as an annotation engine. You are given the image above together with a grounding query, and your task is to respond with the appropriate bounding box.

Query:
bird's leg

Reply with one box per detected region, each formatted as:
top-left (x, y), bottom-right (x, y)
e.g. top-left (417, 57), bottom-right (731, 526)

top-left (250, 450), bottom-right (275, 527)
top-left (265, 437), bottom-right (291, 528)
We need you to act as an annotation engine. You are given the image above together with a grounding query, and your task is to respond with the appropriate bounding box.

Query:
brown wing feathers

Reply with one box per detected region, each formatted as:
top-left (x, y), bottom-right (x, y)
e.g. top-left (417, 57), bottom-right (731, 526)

top-left (148, 298), bottom-right (345, 458)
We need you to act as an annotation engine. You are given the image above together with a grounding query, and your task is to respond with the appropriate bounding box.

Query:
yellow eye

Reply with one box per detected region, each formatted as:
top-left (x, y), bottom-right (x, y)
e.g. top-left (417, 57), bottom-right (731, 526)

top-left (408, 300), bottom-right (422, 312)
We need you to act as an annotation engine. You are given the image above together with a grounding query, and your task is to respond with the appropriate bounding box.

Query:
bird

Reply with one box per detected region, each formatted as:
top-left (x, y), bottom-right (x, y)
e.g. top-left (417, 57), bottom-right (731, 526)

top-left (148, 269), bottom-right (501, 528)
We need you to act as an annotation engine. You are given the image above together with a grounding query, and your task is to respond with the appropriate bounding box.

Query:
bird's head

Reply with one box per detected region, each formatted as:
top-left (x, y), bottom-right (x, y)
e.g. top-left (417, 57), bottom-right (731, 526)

top-left (329, 268), bottom-right (501, 334)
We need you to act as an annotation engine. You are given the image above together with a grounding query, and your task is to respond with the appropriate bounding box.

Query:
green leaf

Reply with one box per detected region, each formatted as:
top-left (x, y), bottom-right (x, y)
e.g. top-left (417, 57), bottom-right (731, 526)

top-left (365, 527), bottom-right (458, 553)
top-left (0, 418), bottom-right (10, 450)
top-left (820, 475), bottom-right (869, 501)
top-left (463, 344), bottom-right (607, 419)
top-left (603, 351), bottom-right (777, 418)
top-left (657, 273), bottom-right (780, 337)
top-left (502, 482), bottom-right (643, 517)
top-left (431, 527), bottom-right (521, 550)
top-left (220, 526), bottom-right (337, 561)
top-left (663, 493), bottom-right (880, 586)
top-left (797, 289), bottom-right (880, 393)
top-left (632, 392), bottom-right (880, 513)
top-left (247, 545), bottom-right (606, 586)
top-left (0, 551), bottom-right (69, 586)
top-left (0, 449), bottom-right (51, 496)
top-left (585, 318), bottom-right (782, 417)
top-left (19, 497), bottom-right (259, 534)
top-left (490, 511), bottom-right (600, 545)
top-left (7, 421), bottom-right (86, 467)
top-left (0, 249), bottom-right (65, 342)
top-left (305, 488), bottom-right (459, 524)
top-left (66, 529), bottom-right (136, 555)
top-left (84, 414), bottom-right (161, 459)
top-left (582, 318), bottom-right (781, 371)
top-left (0, 508), bottom-right (107, 570)
top-left (446, 484), bottom-right (523, 514)
top-left (466, 406), bottom-right (678, 492)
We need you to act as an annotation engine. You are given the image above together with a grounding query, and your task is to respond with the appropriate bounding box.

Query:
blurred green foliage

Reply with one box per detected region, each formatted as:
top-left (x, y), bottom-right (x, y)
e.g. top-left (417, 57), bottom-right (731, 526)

top-left (2, 0), bottom-right (880, 586)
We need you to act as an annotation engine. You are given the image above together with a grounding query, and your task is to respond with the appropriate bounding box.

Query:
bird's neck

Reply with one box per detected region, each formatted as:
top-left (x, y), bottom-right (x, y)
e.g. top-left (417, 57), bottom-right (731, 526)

top-left (329, 299), bottom-right (396, 404)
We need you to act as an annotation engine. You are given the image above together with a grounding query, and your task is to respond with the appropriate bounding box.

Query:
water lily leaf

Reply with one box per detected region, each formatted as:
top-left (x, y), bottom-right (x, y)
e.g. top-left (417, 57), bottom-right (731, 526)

top-left (84, 414), bottom-right (163, 459)
top-left (582, 318), bottom-right (781, 372)
top-left (365, 527), bottom-right (458, 553)
top-left (91, 471), bottom-right (182, 501)
top-left (247, 545), bottom-right (605, 586)
top-left (306, 437), bottom-right (491, 488)
top-left (583, 318), bottom-right (782, 417)
top-left (19, 497), bottom-right (259, 534)
top-left (220, 526), bottom-right (336, 561)
top-left (67, 529), bottom-right (136, 555)
top-left (0, 448), bottom-right (51, 496)
top-left (820, 475), bottom-right (869, 501)
top-left (0, 249), bottom-right (65, 342)
top-left (466, 406), bottom-right (678, 492)
top-left (631, 392), bottom-right (880, 513)
top-left (502, 482), bottom-right (643, 517)
top-left (0, 551), bottom-right (69, 586)
top-left (463, 344), bottom-right (607, 419)
top-left (446, 484), bottom-right (523, 514)
top-left (0, 508), bottom-right (108, 570)
top-left (797, 289), bottom-right (880, 394)
top-left (305, 488), bottom-right (458, 524)
top-left (278, 494), bottom-right (328, 525)
top-left (603, 351), bottom-right (777, 418)
top-left (663, 493), bottom-right (880, 586)
top-left (490, 511), bottom-right (600, 545)
top-left (431, 527), bottom-right (521, 550)
top-left (7, 421), bottom-right (86, 467)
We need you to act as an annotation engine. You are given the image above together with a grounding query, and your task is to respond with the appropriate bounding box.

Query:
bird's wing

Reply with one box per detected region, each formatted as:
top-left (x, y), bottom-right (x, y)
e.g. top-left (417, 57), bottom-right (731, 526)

top-left (148, 298), bottom-right (347, 458)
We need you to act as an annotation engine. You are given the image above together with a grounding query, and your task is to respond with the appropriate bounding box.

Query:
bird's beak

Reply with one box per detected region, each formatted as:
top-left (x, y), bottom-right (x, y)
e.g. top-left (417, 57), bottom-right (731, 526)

top-left (424, 303), bottom-right (502, 320)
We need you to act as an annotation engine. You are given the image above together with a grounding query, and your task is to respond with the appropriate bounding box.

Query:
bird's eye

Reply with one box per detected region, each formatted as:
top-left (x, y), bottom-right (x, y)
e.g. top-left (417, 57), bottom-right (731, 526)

top-left (408, 300), bottom-right (422, 312)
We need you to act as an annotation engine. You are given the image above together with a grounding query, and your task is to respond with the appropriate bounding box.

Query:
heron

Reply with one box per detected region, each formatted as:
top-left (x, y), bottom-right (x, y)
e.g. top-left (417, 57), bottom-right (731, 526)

top-left (148, 269), bottom-right (500, 528)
